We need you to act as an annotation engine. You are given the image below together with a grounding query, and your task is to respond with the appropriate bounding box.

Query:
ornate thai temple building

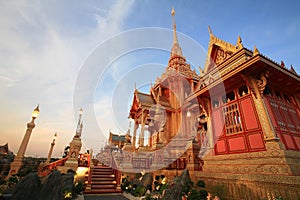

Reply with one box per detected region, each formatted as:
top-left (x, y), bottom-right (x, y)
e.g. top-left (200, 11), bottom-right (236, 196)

top-left (111, 8), bottom-right (300, 199)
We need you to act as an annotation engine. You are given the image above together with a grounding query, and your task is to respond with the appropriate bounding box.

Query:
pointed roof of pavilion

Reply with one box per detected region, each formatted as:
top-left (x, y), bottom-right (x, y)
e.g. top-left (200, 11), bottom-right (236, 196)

top-left (129, 89), bottom-right (155, 119)
top-left (108, 131), bottom-right (126, 143)
top-left (187, 29), bottom-right (300, 102)
top-left (203, 26), bottom-right (243, 73)
top-left (129, 88), bottom-right (172, 120)
top-left (136, 90), bottom-right (155, 107)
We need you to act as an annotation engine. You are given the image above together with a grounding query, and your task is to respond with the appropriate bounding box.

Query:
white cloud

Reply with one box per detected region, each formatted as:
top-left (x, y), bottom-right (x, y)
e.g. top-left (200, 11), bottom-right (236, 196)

top-left (94, 96), bottom-right (114, 133)
top-left (0, 0), bottom-right (135, 156)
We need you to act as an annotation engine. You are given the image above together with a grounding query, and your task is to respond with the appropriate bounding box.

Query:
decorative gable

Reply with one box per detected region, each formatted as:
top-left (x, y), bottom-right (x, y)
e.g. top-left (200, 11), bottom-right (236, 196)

top-left (204, 27), bottom-right (243, 73)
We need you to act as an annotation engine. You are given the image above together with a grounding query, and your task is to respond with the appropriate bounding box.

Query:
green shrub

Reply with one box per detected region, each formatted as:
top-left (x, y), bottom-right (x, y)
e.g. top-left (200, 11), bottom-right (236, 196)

top-left (66, 169), bottom-right (76, 174)
top-left (199, 189), bottom-right (208, 199)
top-left (73, 181), bottom-right (84, 195)
top-left (8, 175), bottom-right (18, 185)
top-left (182, 180), bottom-right (194, 195)
top-left (188, 188), bottom-right (200, 200)
top-left (145, 193), bottom-right (152, 200)
top-left (159, 183), bottom-right (168, 194)
top-left (134, 185), bottom-right (146, 197)
top-left (188, 188), bottom-right (208, 200)
top-left (196, 180), bottom-right (205, 188)
top-left (121, 176), bottom-right (130, 192)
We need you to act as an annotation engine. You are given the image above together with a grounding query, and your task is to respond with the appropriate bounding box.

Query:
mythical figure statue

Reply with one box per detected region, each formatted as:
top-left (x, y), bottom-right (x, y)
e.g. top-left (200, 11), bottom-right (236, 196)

top-left (256, 71), bottom-right (270, 94)
top-left (125, 133), bottom-right (131, 144)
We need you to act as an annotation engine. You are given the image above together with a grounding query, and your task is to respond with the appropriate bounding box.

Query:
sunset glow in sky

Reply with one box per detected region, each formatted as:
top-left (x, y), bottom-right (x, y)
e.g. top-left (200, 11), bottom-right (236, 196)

top-left (1, 0), bottom-right (299, 157)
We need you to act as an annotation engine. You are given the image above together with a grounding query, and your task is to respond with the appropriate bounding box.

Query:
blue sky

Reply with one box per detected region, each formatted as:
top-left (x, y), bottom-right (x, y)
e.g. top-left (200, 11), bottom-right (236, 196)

top-left (0, 0), bottom-right (299, 157)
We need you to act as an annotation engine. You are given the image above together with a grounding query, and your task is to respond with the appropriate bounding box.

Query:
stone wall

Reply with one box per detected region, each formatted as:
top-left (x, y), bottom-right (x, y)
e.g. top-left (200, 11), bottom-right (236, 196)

top-left (194, 172), bottom-right (300, 199)
top-left (193, 140), bottom-right (300, 199)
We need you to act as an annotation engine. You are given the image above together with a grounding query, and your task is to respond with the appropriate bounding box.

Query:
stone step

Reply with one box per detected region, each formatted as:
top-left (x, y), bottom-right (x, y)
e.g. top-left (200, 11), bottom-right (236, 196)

top-left (84, 165), bottom-right (121, 195)
top-left (94, 165), bottom-right (111, 168)
top-left (91, 184), bottom-right (116, 189)
top-left (91, 177), bottom-right (115, 181)
top-left (92, 174), bottom-right (115, 179)
top-left (92, 169), bottom-right (113, 172)
top-left (93, 166), bottom-right (112, 169)
top-left (91, 180), bottom-right (116, 185)
top-left (84, 189), bottom-right (122, 194)
top-left (92, 171), bottom-right (113, 175)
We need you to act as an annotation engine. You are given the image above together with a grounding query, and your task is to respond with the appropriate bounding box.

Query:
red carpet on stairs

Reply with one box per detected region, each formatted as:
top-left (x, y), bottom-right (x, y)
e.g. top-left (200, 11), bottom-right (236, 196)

top-left (84, 165), bottom-right (122, 194)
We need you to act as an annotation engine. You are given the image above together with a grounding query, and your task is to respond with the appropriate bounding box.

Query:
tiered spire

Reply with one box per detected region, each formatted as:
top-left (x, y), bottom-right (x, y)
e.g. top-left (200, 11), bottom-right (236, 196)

top-left (171, 7), bottom-right (182, 56)
top-left (165, 7), bottom-right (199, 79)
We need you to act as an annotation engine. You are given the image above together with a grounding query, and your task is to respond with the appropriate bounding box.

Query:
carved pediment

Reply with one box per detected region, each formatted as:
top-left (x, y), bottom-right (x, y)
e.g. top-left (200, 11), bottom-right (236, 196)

top-left (214, 47), bottom-right (233, 65)
top-left (204, 28), bottom-right (240, 73)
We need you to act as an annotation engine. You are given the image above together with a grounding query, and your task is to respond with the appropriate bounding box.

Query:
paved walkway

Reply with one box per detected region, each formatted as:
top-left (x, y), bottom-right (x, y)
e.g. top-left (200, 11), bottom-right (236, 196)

top-left (84, 194), bottom-right (128, 200)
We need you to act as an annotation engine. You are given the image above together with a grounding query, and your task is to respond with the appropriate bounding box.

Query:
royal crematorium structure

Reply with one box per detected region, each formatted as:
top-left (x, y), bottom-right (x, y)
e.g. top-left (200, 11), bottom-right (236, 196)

top-left (99, 10), bottom-right (300, 200)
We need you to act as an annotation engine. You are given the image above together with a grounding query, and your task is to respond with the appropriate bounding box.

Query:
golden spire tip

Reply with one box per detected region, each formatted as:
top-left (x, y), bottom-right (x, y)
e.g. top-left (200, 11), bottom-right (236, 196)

top-left (208, 26), bottom-right (212, 35)
top-left (171, 6), bottom-right (175, 15)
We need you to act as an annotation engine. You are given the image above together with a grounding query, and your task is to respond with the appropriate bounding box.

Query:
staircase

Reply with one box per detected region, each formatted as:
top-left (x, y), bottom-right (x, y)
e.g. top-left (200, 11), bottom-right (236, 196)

top-left (84, 165), bottom-right (122, 194)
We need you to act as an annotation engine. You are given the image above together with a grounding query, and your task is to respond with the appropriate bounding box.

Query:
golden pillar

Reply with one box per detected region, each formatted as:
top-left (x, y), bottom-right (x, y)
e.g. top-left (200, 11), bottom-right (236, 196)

top-left (139, 112), bottom-right (145, 147)
top-left (46, 133), bottom-right (57, 164)
top-left (245, 73), bottom-right (278, 141)
top-left (9, 105), bottom-right (40, 175)
top-left (132, 122), bottom-right (138, 149)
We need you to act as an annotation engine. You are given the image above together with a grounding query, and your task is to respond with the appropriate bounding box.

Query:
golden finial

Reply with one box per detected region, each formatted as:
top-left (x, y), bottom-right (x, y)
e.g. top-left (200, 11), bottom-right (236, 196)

top-left (253, 45), bottom-right (260, 55)
top-left (171, 6), bottom-right (176, 30)
top-left (236, 35), bottom-right (243, 49)
top-left (208, 26), bottom-right (212, 35)
top-left (290, 65), bottom-right (296, 74)
top-left (170, 6), bottom-right (182, 56)
top-left (171, 6), bottom-right (175, 16)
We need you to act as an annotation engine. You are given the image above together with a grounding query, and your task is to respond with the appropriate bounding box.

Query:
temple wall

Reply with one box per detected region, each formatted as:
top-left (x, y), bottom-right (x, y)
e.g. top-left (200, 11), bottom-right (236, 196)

top-left (193, 173), bottom-right (300, 200)
top-left (193, 140), bottom-right (300, 199)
